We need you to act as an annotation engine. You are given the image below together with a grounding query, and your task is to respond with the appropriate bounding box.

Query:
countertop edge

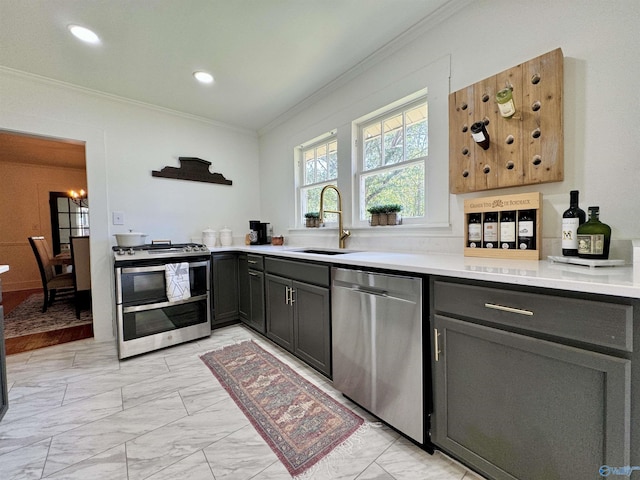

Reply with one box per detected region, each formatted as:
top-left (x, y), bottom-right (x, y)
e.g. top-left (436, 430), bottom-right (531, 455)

top-left (209, 247), bottom-right (640, 299)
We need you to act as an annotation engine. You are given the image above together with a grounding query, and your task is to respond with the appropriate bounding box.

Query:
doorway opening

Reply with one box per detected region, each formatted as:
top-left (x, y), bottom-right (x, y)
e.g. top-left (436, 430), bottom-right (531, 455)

top-left (0, 130), bottom-right (93, 353)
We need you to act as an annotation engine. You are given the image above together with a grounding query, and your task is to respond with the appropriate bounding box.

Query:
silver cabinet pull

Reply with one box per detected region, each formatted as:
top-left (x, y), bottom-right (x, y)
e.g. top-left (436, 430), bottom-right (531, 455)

top-left (248, 260), bottom-right (258, 264)
top-left (285, 286), bottom-right (290, 305)
top-left (249, 271), bottom-right (259, 277)
top-left (484, 303), bottom-right (534, 316)
top-left (434, 328), bottom-right (441, 362)
top-left (290, 288), bottom-right (296, 304)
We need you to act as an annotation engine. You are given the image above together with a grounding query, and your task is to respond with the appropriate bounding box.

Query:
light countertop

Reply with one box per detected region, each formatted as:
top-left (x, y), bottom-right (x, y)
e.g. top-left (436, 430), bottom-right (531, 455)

top-left (0, 265), bottom-right (9, 275)
top-left (209, 246), bottom-right (640, 299)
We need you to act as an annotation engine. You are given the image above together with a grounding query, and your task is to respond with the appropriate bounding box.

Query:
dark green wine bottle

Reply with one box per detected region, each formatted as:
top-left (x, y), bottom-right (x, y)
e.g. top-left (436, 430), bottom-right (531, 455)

top-left (577, 206), bottom-right (611, 259)
top-left (517, 210), bottom-right (536, 250)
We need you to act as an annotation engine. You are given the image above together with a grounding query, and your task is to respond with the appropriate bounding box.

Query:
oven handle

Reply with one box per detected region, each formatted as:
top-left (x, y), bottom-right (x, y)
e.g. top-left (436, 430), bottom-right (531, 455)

top-left (119, 260), bottom-right (210, 274)
top-left (115, 267), bottom-right (123, 305)
top-left (122, 293), bottom-right (209, 313)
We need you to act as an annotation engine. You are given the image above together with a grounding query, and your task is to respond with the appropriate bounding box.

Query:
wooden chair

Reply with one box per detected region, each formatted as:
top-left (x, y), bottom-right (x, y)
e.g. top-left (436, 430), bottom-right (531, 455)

top-left (28, 236), bottom-right (74, 313)
top-left (70, 236), bottom-right (91, 319)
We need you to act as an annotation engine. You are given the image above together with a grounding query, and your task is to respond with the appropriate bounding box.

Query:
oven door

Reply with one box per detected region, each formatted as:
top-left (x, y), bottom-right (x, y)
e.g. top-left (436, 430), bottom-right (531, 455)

top-left (120, 298), bottom-right (209, 341)
top-left (116, 260), bottom-right (209, 307)
top-left (115, 259), bottom-right (211, 359)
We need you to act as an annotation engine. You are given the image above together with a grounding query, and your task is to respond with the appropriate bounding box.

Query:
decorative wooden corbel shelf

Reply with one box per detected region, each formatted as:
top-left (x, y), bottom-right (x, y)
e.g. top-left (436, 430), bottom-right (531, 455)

top-left (152, 157), bottom-right (232, 185)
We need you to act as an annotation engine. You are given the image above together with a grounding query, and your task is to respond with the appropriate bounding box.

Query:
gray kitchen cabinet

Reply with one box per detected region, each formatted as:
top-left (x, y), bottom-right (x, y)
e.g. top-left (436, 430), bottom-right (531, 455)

top-left (211, 253), bottom-right (239, 327)
top-left (265, 258), bottom-right (331, 377)
top-left (0, 278), bottom-right (7, 421)
top-left (431, 278), bottom-right (635, 480)
top-left (238, 254), bottom-right (265, 333)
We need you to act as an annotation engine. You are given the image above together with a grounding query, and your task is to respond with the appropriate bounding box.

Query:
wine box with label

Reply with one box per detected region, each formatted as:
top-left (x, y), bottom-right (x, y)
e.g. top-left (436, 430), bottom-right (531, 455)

top-left (464, 192), bottom-right (541, 260)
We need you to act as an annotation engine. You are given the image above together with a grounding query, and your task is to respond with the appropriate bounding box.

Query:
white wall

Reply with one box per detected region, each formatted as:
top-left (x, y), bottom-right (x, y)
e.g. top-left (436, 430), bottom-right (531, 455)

top-left (0, 69), bottom-right (261, 341)
top-left (258, 0), bottom-right (640, 260)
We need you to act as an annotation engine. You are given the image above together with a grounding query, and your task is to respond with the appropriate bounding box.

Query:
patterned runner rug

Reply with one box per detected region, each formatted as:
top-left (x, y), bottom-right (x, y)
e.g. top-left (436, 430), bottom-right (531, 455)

top-left (3, 293), bottom-right (92, 339)
top-left (200, 341), bottom-right (364, 477)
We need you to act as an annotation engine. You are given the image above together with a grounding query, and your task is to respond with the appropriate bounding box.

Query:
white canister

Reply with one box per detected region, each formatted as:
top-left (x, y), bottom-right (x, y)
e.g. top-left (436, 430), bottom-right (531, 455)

top-left (220, 226), bottom-right (233, 247)
top-left (202, 227), bottom-right (217, 248)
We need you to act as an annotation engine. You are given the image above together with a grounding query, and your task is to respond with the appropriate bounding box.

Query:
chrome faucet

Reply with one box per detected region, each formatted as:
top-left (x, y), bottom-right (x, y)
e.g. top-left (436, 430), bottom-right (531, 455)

top-left (319, 185), bottom-right (351, 249)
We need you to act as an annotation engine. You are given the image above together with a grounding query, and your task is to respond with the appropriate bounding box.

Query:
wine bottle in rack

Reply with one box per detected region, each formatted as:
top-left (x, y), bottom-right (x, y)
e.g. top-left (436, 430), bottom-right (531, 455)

top-left (483, 211), bottom-right (498, 248)
top-left (561, 190), bottom-right (586, 256)
top-left (577, 206), bottom-right (611, 259)
top-left (500, 210), bottom-right (516, 249)
top-left (467, 213), bottom-right (482, 248)
top-left (517, 210), bottom-right (536, 250)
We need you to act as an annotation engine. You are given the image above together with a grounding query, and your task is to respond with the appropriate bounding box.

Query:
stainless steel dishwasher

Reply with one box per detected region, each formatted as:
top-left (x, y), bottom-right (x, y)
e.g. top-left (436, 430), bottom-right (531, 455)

top-left (332, 267), bottom-right (424, 443)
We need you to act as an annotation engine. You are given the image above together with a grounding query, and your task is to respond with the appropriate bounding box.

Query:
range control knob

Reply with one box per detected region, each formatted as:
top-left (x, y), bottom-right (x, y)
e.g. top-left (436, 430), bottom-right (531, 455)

top-left (184, 246), bottom-right (192, 252)
top-left (127, 248), bottom-right (135, 255)
top-left (117, 248), bottom-right (125, 255)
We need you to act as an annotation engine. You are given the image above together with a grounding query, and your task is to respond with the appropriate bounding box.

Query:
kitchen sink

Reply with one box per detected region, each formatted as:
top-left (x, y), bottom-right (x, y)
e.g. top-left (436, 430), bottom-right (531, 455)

top-left (295, 248), bottom-right (356, 255)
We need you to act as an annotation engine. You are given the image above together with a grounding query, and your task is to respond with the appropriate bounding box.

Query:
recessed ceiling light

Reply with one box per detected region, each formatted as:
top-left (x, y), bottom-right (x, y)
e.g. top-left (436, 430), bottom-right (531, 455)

top-left (68, 25), bottom-right (101, 44)
top-left (193, 71), bottom-right (214, 84)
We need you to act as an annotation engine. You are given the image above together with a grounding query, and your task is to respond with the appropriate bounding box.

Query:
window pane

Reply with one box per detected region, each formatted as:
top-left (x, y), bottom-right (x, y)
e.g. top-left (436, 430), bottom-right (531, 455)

top-left (384, 114), bottom-right (404, 165)
top-left (361, 163), bottom-right (424, 219)
top-left (406, 104), bottom-right (428, 160)
top-left (316, 145), bottom-right (328, 182)
top-left (304, 149), bottom-right (315, 185)
top-left (363, 124), bottom-right (381, 170)
top-left (58, 213), bottom-right (70, 228)
top-left (328, 141), bottom-right (338, 180)
top-left (302, 185), bottom-right (322, 218)
top-left (301, 184), bottom-right (338, 223)
top-left (57, 198), bottom-right (70, 212)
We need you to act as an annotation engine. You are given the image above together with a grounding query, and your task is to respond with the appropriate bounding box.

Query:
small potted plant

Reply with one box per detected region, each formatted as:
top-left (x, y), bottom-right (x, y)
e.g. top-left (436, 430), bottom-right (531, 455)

top-left (384, 204), bottom-right (403, 225)
top-left (304, 212), bottom-right (320, 227)
top-left (367, 205), bottom-right (383, 226)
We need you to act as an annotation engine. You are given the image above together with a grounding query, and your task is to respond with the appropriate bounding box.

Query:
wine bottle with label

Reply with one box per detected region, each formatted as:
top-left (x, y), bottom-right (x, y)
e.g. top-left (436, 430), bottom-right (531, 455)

top-left (467, 213), bottom-right (482, 248)
top-left (500, 211), bottom-right (516, 249)
top-left (483, 212), bottom-right (498, 248)
top-left (577, 206), bottom-right (611, 259)
top-left (561, 190), bottom-right (586, 256)
top-left (518, 210), bottom-right (536, 250)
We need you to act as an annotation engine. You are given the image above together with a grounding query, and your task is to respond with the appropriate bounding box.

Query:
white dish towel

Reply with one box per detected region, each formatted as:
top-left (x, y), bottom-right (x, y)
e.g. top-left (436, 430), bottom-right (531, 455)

top-left (165, 262), bottom-right (191, 302)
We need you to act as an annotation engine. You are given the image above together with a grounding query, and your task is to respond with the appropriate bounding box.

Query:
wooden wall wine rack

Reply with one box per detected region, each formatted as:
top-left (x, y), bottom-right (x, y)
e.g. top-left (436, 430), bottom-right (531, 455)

top-left (464, 192), bottom-right (541, 260)
top-left (450, 48), bottom-right (563, 194)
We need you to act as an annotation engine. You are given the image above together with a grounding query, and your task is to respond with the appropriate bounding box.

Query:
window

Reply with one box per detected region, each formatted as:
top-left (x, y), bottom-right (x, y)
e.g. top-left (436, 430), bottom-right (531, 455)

top-left (357, 98), bottom-right (427, 223)
top-left (298, 134), bottom-right (338, 224)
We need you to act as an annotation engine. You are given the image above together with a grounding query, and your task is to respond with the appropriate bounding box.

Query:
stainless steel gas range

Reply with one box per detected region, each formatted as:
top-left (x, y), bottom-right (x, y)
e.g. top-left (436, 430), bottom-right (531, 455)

top-left (113, 243), bottom-right (211, 359)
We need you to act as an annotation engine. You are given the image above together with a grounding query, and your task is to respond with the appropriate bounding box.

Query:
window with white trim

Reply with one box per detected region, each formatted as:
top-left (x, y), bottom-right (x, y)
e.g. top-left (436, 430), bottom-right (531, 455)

top-left (357, 98), bottom-right (427, 223)
top-left (298, 134), bottom-right (338, 225)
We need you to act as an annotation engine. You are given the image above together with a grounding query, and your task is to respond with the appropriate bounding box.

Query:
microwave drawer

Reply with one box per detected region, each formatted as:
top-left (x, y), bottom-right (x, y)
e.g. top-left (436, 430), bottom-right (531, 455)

top-left (433, 279), bottom-right (633, 352)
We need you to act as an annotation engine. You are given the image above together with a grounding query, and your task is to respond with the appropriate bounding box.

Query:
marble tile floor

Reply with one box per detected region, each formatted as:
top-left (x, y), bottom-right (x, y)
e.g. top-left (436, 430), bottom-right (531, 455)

top-left (1, 324), bottom-right (487, 480)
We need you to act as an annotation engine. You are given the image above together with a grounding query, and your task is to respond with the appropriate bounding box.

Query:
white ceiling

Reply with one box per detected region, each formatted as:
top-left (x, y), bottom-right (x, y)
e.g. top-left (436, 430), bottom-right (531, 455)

top-left (0, 0), bottom-right (456, 133)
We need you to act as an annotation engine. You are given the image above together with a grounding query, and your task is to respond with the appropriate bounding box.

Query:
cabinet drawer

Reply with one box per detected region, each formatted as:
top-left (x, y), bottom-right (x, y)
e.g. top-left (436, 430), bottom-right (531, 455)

top-left (247, 254), bottom-right (263, 271)
top-left (433, 280), bottom-right (633, 352)
top-left (265, 258), bottom-right (329, 287)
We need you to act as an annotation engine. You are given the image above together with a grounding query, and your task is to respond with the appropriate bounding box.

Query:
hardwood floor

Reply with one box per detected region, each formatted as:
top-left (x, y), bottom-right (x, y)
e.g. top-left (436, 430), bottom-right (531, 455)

top-left (2, 288), bottom-right (94, 355)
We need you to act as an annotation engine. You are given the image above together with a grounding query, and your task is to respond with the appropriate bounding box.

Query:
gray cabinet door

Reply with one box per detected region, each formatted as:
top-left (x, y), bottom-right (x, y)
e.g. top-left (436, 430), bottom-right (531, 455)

top-left (247, 270), bottom-right (265, 333)
top-left (237, 254), bottom-right (250, 322)
top-left (432, 314), bottom-right (631, 480)
top-left (265, 274), bottom-right (293, 350)
top-left (293, 280), bottom-right (331, 377)
top-left (212, 253), bottom-right (239, 326)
